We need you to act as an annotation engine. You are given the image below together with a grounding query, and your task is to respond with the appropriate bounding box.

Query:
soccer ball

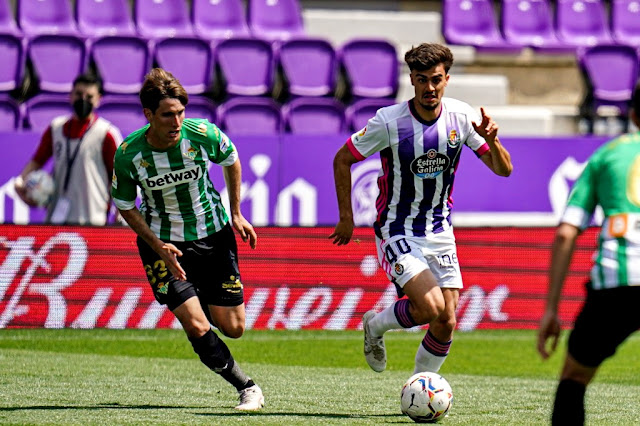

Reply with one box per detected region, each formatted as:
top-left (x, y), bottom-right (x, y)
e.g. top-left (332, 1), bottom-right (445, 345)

top-left (401, 372), bottom-right (453, 423)
top-left (23, 170), bottom-right (55, 207)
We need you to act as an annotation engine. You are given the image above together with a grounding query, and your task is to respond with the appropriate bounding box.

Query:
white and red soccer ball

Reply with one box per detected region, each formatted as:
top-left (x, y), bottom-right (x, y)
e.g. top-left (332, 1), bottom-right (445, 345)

top-left (401, 372), bottom-right (453, 423)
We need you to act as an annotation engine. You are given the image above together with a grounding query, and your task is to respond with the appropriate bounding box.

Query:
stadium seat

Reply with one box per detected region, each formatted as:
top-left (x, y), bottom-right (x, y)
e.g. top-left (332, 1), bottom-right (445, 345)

top-left (0, 95), bottom-right (22, 130)
top-left (345, 97), bottom-right (395, 131)
top-left (0, 0), bottom-right (22, 36)
top-left (17, 0), bottom-right (78, 36)
top-left (612, 0), bottom-right (640, 46)
top-left (442, 0), bottom-right (521, 52)
top-left (556, 0), bottom-right (613, 47)
top-left (28, 34), bottom-right (88, 92)
top-left (282, 97), bottom-right (346, 134)
top-left (76, 0), bottom-right (137, 38)
top-left (96, 95), bottom-right (147, 138)
top-left (91, 36), bottom-right (151, 94)
top-left (217, 96), bottom-right (282, 135)
top-left (338, 38), bottom-right (398, 99)
top-left (577, 44), bottom-right (640, 122)
top-left (0, 33), bottom-right (25, 92)
top-left (185, 95), bottom-right (216, 123)
top-left (277, 36), bottom-right (337, 98)
top-left (247, 0), bottom-right (304, 41)
top-left (23, 93), bottom-right (71, 131)
top-left (192, 0), bottom-right (249, 41)
top-left (154, 37), bottom-right (214, 95)
top-left (214, 37), bottom-right (275, 97)
top-left (135, 0), bottom-right (193, 39)
top-left (501, 0), bottom-right (574, 52)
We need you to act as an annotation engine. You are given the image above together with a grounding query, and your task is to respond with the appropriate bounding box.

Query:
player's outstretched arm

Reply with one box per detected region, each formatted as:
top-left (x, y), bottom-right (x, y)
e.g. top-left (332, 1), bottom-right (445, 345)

top-left (119, 207), bottom-right (187, 281)
top-left (330, 144), bottom-right (360, 245)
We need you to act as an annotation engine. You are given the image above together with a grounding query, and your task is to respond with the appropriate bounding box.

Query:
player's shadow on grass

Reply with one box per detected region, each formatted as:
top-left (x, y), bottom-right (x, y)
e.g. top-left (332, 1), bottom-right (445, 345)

top-left (198, 412), bottom-right (404, 421)
top-left (0, 403), bottom-right (194, 411)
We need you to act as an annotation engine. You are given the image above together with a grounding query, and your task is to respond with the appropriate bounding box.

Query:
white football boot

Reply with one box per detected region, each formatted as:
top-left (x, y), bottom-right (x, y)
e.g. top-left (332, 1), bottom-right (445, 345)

top-left (235, 384), bottom-right (265, 411)
top-left (362, 310), bottom-right (387, 372)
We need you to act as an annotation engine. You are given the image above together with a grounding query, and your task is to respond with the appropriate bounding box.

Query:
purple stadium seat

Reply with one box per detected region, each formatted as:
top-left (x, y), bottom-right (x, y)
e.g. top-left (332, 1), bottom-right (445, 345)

top-left (0, 0), bottom-right (22, 36)
top-left (443, 0), bottom-right (520, 52)
top-left (76, 0), bottom-right (136, 38)
top-left (0, 95), bottom-right (22, 130)
top-left (217, 97), bottom-right (281, 135)
top-left (277, 37), bottom-right (337, 97)
top-left (186, 96), bottom-right (216, 123)
top-left (0, 33), bottom-right (25, 91)
top-left (96, 95), bottom-right (147, 138)
top-left (247, 0), bottom-right (304, 41)
top-left (338, 38), bottom-right (398, 99)
top-left (154, 37), bottom-right (214, 95)
top-left (28, 34), bottom-right (88, 92)
top-left (578, 44), bottom-right (640, 117)
top-left (345, 97), bottom-right (395, 132)
top-left (612, 0), bottom-right (640, 46)
top-left (91, 36), bottom-right (151, 94)
top-left (23, 93), bottom-right (71, 131)
top-left (192, 0), bottom-right (249, 41)
top-left (283, 97), bottom-right (345, 134)
top-left (215, 37), bottom-right (275, 97)
top-left (18, 0), bottom-right (78, 36)
top-left (135, 0), bottom-right (193, 39)
top-left (501, 0), bottom-right (574, 52)
top-left (556, 0), bottom-right (613, 47)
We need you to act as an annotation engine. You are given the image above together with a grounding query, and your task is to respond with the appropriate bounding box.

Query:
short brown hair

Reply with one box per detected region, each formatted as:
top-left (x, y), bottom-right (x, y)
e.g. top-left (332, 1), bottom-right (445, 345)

top-left (139, 68), bottom-right (189, 113)
top-left (404, 43), bottom-right (454, 73)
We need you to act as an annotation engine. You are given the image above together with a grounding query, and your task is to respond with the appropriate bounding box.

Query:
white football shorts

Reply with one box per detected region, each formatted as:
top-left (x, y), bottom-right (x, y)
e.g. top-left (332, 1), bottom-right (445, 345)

top-left (375, 228), bottom-right (463, 289)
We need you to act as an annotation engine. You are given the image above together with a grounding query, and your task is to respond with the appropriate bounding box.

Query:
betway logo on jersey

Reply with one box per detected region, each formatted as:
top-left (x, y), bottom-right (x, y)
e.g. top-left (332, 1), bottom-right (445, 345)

top-left (144, 166), bottom-right (201, 189)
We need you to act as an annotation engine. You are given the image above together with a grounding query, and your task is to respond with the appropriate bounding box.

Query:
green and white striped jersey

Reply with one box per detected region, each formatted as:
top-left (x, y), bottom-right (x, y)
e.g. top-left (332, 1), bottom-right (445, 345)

top-left (111, 118), bottom-right (237, 242)
top-left (562, 131), bottom-right (640, 289)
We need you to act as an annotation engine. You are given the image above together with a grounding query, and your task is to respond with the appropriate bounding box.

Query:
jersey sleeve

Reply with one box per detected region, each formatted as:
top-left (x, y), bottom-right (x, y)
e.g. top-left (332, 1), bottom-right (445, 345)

top-left (111, 148), bottom-right (139, 211)
top-left (189, 119), bottom-right (238, 166)
top-left (561, 155), bottom-right (599, 229)
top-left (346, 110), bottom-right (390, 160)
top-left (32, 126), bottom-right (54, 165)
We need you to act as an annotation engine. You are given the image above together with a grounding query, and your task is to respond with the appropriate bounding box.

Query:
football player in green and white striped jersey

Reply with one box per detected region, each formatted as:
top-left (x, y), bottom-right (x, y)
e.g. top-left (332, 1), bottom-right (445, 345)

top-left (538, 80), bottom-right (640, 425)
top-left (112, 68), bottom-right (263, 411)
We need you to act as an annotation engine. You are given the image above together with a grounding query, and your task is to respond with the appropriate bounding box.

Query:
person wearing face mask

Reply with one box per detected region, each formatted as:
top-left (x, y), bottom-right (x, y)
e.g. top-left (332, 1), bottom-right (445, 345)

top-left (15, 73), bottom-right (123, 225)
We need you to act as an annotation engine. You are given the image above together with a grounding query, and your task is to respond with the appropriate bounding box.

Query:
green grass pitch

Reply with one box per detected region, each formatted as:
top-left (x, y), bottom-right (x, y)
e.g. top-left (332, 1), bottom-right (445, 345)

top-left (0, 329), bottom-right (638, 425)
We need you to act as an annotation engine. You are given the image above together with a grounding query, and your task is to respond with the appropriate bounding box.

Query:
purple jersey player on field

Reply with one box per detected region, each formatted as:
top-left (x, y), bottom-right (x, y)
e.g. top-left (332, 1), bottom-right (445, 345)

top-left (331, 43), bottom-right (513, 376)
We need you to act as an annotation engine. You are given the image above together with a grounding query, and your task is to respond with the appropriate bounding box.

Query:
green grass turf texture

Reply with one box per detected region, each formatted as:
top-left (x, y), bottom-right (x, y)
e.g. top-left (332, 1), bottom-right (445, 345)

top-left (0, 329), bottom-right (638, 425)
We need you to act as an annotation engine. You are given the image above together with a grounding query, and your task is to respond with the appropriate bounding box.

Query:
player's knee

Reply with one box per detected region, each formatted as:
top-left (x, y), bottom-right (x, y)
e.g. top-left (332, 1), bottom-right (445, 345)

top-left (411, 296), bottom-right (445, 324)
top-left (219, 323), bottom-right (245, 339)
top-left (182, 318), bottom-right (212, 338)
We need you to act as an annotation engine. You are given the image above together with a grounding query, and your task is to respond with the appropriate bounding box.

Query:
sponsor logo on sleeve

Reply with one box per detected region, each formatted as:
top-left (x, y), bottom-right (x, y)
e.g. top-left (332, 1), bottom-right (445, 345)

top-left (197, 123), bottom-right (208, 134)
top-left (143, 165), bottom-right (202, 190)
top-left (353, 126), bottom-right (367, 142)
top-left (220, 134), bottom-right (230, 152)
top-left (111, 171), bottom-right (117, 189)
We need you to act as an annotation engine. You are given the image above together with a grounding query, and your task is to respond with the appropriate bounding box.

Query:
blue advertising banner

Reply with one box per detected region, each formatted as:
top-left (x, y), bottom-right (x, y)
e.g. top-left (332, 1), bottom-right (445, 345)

top-left (0, 131), bottom-right (610, 226)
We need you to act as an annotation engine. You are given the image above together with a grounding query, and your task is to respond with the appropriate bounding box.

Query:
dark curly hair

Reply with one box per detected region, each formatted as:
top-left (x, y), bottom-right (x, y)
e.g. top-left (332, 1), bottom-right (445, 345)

top-left (404, 43), bottom-right (454, 73)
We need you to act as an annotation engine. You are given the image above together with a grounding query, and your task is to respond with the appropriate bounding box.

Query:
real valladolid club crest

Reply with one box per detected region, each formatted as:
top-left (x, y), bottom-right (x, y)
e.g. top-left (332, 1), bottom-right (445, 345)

top-left (447, 129), bottom-right (461, 148)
